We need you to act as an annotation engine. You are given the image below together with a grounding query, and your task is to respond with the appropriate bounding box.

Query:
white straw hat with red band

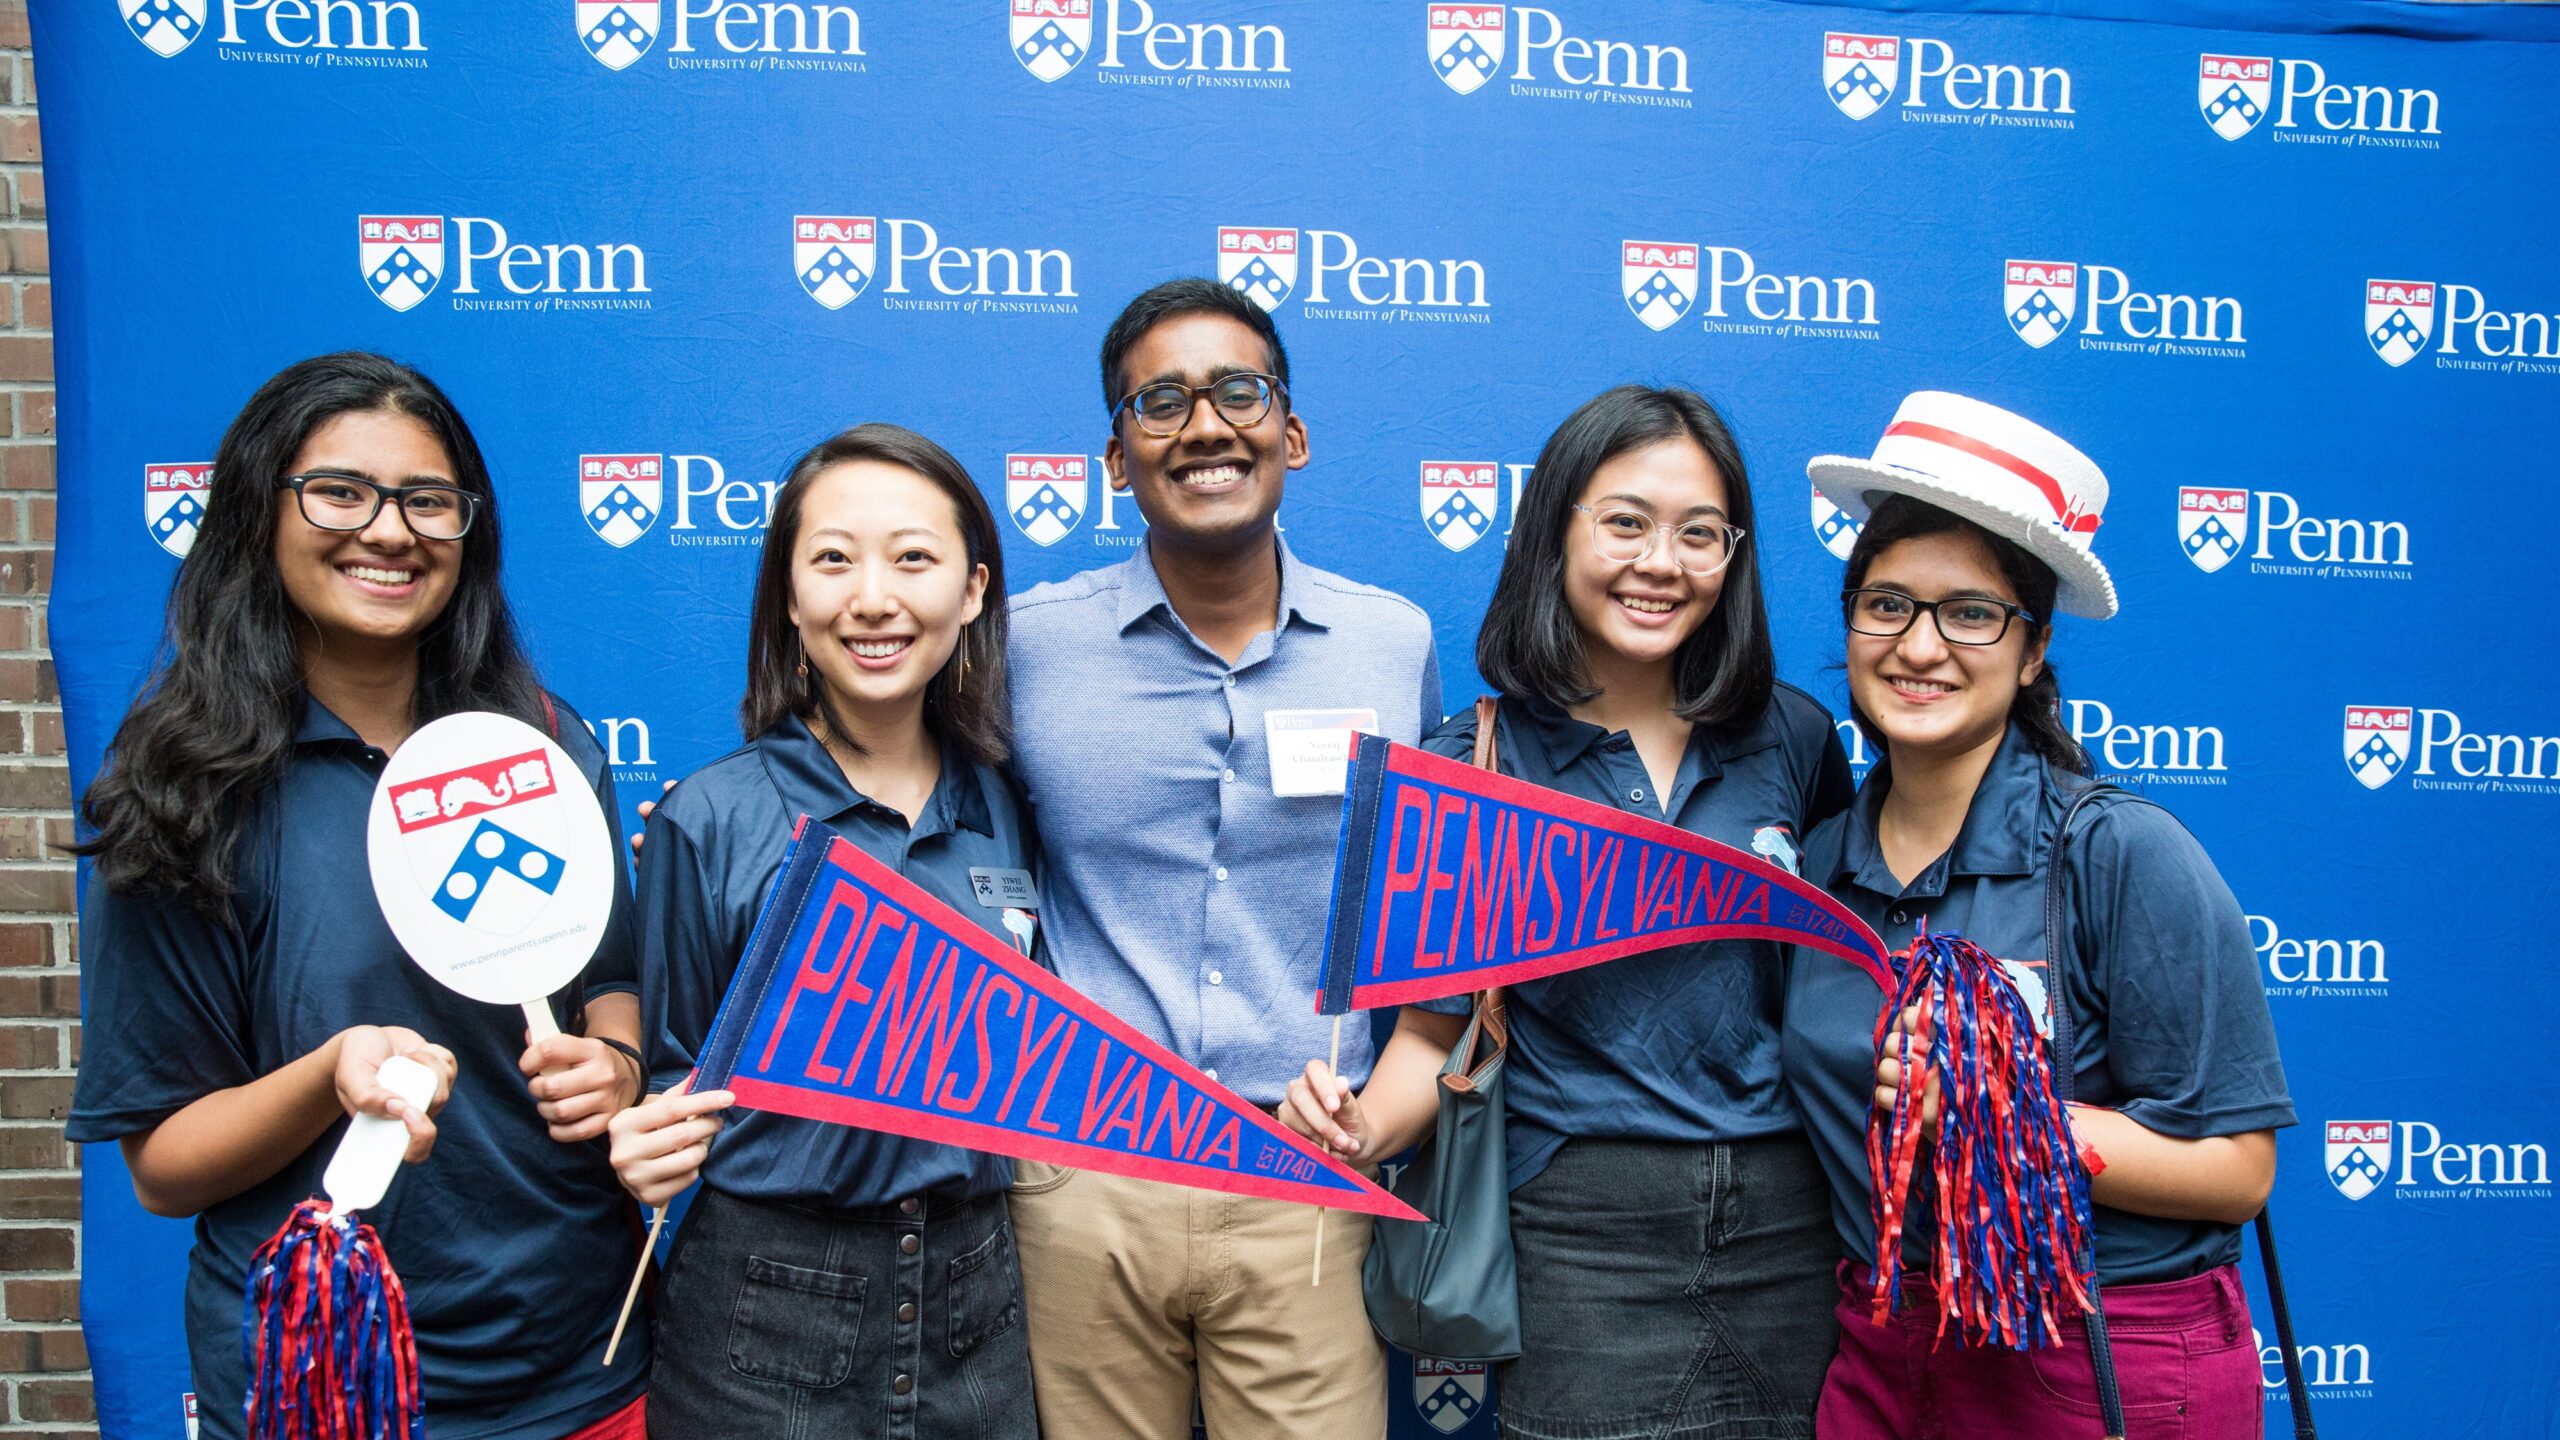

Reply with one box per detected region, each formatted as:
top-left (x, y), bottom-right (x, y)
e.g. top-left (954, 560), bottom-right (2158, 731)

top-left (1806, 391), bottom-right (2118, 620)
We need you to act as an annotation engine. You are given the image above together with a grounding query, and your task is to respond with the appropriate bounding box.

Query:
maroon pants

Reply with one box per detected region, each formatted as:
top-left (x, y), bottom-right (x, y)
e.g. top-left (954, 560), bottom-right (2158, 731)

top-left (1818, 1262), bottom-right (2263, 1440)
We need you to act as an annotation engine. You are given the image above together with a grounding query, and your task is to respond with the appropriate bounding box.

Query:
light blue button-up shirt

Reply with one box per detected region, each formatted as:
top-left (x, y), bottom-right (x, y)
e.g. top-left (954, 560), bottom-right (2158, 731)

top-left (1007, 540), bottom-right (1441, 1104)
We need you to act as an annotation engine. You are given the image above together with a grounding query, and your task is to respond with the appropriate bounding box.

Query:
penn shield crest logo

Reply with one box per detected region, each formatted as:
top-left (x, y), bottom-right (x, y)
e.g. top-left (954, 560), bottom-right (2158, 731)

top-left (577, 1), bottom-right (660, 70)
top-left (121, 0), bottom-right (210, 56)
top-left (1822, 32), bottom-right (1899, 120)
top-left (359, 216), bottom-right (445, 313)
top-left (2004, 259), bottom-right (2076, 348)
top-left (1412, 1358), bottom-right (1488, 1435)
top-left (1622, 240), bottom-right (1697, 332)
top-left (2366, 279), bottom-right (2433, 367)
top-left (1218, 227), bottom-right (1298, 311)
top-left (145, 462), bottom-right (213, 558)
top-left (1811, 488), bottom-right (1860, 561)
top-left (2343, 706), bottom-right (2411, 790)
top-left (2199, 54), bottom-right (2272, 140)
top-left (795, 216), bottom-right (876, 310)
top-left (579, 454), bottom-right (663, 549)
top-left (388, 749), bottom-right (571, 935)
top-left (1426, 5), bottom-right (1504, 95)
top-left (1419, 460), bottom-right (1498, 553)
top-left (2327, 1120), bottom-right (2391, 1201)
top-left (1005, 453), bottom-right (1087, 547)
top-left (1011, 0), bottom-right (1091, 82)
top-left (2177, 486), bottom-right (2249, 574)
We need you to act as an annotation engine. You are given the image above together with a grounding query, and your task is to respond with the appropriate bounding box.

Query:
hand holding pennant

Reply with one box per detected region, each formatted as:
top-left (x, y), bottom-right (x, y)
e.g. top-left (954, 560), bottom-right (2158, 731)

top-left (690, 818), bottom-right (1420, 1221)
top-left (1316, 734), bottom-right (1891, 1016)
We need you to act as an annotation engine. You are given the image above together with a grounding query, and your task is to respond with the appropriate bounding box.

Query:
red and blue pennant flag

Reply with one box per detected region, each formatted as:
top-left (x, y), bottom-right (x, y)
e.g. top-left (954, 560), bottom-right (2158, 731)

top-left (695, 819), bottom-right (1421, 1220)
top-left (1319, 735), bottom-right (1891, 1014)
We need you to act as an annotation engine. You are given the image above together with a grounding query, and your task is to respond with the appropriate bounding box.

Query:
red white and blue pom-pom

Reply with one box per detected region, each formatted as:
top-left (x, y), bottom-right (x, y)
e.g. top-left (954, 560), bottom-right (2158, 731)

top-left (1867, 924), bottom-right (2097, 1350)
top-left (242, 1199), bottom-right (424, 1440)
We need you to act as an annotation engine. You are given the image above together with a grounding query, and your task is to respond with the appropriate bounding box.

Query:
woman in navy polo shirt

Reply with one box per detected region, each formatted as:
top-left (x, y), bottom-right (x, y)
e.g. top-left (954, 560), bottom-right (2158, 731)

top-left (1780, 393), bottom-right (2293, 1438)
top-left (1292, 386), bottom-right (1853, 1438)
top-left (66, 352), bottom-right (653, 1440)
top-left (606, 424), bottom-right (1037, 1440)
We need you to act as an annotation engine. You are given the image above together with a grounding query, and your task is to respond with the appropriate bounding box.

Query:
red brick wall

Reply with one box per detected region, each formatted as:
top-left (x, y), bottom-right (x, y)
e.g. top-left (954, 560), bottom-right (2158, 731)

top-left (0, 2), bottom-right (87, 1432)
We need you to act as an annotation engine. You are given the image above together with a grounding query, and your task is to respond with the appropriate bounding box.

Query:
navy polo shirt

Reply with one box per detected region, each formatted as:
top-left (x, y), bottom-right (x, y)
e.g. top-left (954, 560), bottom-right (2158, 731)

top-left (1417, 686), bottom-right (1854, 1189)
top-left (1780, 725), bottom-right (2296, 1287)
top-left (66, 694), bottom-right (647, 1440)
top-left (638, 713), bottom-right (1026, 1209)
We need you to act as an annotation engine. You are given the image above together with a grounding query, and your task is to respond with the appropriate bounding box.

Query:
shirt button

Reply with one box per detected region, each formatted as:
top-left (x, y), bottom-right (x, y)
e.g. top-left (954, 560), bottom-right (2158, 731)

top-left (1223, 768), bottom-right (1237, 783)
top-left (1223, 674), bottom-right (1236, 688)
top-left (898, 1196), bottom-right (920, 1216)
top-left (899, 1233), bottom-right (919, 1256)
top-left (1629, 788), bottom-right (1645, 803)
top-left (893, 1374), bottom-right (914, 1396)
top-left (897, 1301), bottom-right (917, 1323)
top-left (1889, 908), bottom-right (1908, 925)
top-left (1209, 969), bottom-right (1224, 986)
top-left (1214, 865), bottom-right (1229, 882)
top-left (1205, 1067), bottom-right (1219, 1082)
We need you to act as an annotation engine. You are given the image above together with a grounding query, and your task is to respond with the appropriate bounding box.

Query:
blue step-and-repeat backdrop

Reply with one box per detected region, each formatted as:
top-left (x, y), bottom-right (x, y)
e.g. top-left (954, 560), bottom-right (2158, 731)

top-left (39, 1), bottom-right (2560, 1435)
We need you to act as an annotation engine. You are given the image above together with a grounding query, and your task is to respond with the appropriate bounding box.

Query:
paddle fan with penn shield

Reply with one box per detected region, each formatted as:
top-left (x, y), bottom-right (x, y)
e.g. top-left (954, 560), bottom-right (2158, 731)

top-left (236, 711), bottom-right (628, 1432)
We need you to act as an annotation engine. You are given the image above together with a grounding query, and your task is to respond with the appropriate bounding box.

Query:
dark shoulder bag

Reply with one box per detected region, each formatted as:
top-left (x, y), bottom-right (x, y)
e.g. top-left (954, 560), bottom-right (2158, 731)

top-left (1362, 696), bottom-right (1522, 1364)
top-left (2048, 782), bottom-right (2316, 1440)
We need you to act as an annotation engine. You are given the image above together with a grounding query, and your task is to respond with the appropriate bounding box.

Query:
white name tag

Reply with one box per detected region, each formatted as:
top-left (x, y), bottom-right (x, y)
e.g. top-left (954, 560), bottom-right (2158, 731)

top-left (1264, 708), bottom-right (1380, 797)
top-left (968, 867), bottom-right (1038, 909)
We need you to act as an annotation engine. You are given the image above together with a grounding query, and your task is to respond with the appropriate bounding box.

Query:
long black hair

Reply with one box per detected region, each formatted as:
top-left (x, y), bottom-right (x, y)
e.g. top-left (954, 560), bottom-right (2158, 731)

top-left (1476, 385), bottom-right (1775, 733)
top-left (740, 424), bottom-right (1011, 769)
top-left (77, 352), bottom-right (546, 916)
top-left (1840, 494), bottom-right (2088, 773)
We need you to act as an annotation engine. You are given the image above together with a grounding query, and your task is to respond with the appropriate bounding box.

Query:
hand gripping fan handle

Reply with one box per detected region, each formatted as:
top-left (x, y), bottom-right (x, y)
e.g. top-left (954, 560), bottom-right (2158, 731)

top-left (322, 1054), bottom-right (439, 1214)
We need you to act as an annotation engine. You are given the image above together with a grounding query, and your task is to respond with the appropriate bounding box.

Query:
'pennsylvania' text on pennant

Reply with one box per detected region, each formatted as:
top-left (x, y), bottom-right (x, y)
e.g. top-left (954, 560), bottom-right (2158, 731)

top-left (697, 820), bottom-right (1420, 1220)
top-left (1319, 736), bottom-right (1890, 1014)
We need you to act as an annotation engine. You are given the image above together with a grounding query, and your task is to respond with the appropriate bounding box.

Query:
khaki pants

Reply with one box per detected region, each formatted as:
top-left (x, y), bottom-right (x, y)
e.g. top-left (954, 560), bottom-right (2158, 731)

top-left (1010, 1161), bottom-right (1386, 1438)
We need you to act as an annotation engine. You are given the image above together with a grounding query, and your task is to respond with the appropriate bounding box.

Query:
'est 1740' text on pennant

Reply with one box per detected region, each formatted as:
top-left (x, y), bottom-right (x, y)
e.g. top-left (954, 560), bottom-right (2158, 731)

top-left (1319, 735), bottom-right (1891, 1014)
top-left (695, 819), bottom-right (1420, 1220)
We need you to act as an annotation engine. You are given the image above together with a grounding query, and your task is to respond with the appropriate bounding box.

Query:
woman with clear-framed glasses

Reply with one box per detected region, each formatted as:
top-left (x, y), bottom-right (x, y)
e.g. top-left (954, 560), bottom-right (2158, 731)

top-left (66, 353), bottom-right (655, 1440)
top-left (1301, 386), bottom-right (1855, 1439)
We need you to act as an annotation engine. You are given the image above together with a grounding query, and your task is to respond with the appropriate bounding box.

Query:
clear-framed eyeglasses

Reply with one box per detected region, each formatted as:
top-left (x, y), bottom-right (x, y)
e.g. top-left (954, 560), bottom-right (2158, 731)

top-left (1571, 504), bottom-right (1745, 577)
top-left (277, 471), bottom-right (479, 541)
top-left (1841, 588), bottom-right (2036, 646)
top-left (1113, 372), bottom-right (1286, 438)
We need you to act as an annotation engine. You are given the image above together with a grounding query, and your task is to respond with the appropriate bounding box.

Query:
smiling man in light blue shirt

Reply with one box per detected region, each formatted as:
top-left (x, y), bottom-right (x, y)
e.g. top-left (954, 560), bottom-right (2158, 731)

top-left (1004, 277), bottom-right (1458, 1438)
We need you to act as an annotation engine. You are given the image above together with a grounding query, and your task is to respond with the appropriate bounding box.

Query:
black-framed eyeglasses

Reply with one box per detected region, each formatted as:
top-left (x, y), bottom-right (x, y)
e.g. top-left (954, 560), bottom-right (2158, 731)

top-left (1843, 588), bottom-right (2036, 646)
top-left (277, 471), bottom-right (479, 541)
top-left (1571, 503), bottom-right (1745, 577)
top-left (1112, 372), bottom-right (1287, 438)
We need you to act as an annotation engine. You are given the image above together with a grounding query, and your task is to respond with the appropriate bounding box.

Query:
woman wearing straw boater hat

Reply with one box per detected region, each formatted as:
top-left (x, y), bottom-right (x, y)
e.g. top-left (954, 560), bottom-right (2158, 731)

top-left (1776, 393), bottom-right (2295, 1438)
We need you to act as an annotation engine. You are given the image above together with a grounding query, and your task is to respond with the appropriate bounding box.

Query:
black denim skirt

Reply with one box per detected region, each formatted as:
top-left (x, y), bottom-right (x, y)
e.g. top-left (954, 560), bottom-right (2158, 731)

top-left (1497, 1134), bottom-right (1839, 1440)
top-left (645, 1184), bottom-right (1037, 1440)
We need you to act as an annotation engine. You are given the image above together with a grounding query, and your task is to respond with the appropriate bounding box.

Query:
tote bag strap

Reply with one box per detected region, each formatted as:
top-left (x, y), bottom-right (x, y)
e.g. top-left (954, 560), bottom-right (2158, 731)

top-left (2046, 779), bottom-right (2317, 1440)
top-left (2046, 780), bottom-right (2128, 1440)
top-left (1467, 698), bottom-right (1508, 1054)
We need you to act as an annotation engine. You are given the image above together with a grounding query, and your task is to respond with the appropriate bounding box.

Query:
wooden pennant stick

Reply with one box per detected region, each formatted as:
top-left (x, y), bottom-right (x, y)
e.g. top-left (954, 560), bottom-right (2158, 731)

top-left (603, 1207), bottom-right (664, 1366)
top-left (1311, 1012), bottom-right (1344, 1288)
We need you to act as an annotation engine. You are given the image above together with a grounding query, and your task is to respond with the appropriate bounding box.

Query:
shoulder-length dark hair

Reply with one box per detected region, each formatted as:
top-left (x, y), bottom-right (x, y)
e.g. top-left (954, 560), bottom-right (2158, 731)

top-left (740, 424), bottom-right (1011, 768)
top-left (1841, 494), bottom-right (2088, 774)
top-left (78, 352), bottom-right (546, 915)
top-left (1476, 385), bottom-right (1775, 733)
